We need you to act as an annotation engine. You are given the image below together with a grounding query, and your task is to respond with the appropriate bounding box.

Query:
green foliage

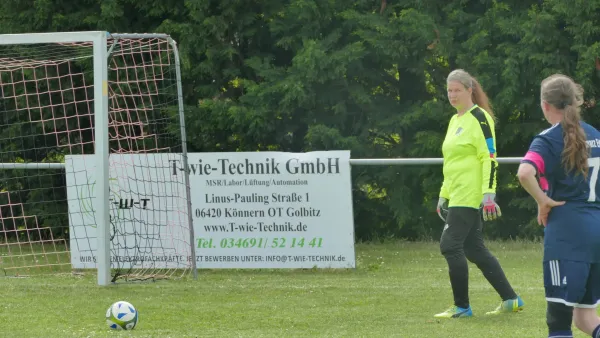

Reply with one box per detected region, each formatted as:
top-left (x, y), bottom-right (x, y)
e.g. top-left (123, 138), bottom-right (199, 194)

top-left (2, 0), bottom-right (600, 240)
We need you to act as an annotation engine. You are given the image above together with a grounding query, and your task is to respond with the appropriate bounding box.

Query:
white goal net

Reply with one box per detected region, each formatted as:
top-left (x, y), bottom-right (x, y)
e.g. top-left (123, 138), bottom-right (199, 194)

top-left (0, 32), bottom-right (196, 283)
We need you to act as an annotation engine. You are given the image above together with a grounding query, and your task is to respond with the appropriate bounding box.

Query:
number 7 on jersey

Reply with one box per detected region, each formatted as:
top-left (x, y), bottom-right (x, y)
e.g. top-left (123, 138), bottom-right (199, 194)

top-left (588, 157), bottom-right (600, 202)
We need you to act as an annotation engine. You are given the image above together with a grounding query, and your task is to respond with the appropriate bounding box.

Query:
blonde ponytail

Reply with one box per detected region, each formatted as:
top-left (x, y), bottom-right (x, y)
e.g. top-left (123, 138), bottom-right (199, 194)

top-left (540, 74), bottom-right (588, 176)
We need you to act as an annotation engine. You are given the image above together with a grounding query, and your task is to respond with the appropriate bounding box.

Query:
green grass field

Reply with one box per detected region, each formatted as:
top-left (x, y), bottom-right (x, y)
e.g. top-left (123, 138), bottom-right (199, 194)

top-left (1, 240), bottom-right (595, 337)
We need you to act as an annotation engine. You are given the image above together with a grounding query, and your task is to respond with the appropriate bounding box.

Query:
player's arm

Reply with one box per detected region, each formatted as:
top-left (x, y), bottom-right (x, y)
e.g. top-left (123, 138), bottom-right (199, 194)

top-left (517, 137), bottom-right (552, 203)
top-left (439, 178), bottom-right (450, 199)
top-left (472, 113), bottom-right (498, 194)
top-left (439, 116), bottom-right (454, 200)
top-left (437, 117), bottom-right (453, 221)
top-left (517, 163), bottom-right (547, 204)
top-left (472, 111), bottom-right (501, 220)
top-left (518, 135), bottom-right (563, 225)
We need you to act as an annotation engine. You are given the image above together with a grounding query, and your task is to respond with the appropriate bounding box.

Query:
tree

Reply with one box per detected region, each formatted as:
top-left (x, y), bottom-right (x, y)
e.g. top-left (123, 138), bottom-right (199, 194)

top-left (2, 0), bottom-right (600, 241)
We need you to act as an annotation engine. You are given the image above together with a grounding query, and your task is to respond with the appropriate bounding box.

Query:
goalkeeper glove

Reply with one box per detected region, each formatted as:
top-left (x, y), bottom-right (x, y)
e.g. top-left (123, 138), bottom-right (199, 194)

top-left (436, 197), bottom-right (449, 222)
top-left (481, 193), bottom-right (502, 221)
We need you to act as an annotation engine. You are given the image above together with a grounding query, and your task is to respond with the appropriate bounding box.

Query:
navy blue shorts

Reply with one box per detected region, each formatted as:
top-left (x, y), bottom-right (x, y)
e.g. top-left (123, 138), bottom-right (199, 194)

top-left (544, 260), bottom-right (600, 308)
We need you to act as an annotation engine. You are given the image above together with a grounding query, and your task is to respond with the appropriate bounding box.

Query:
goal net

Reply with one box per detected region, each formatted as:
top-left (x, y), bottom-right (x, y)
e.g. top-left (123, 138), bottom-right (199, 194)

top-left (0, 32), bottom-right (195, 283)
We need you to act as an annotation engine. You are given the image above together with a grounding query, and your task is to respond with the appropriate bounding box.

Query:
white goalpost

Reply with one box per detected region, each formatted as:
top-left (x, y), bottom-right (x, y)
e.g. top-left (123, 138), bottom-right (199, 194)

top-left (0, 31), bottom-right (196, 285)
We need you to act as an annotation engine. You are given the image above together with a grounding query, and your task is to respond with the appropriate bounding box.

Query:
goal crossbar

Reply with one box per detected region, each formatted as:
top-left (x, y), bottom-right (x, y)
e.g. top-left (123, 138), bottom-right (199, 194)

top-left (0, 31), bottom-right (107, 45)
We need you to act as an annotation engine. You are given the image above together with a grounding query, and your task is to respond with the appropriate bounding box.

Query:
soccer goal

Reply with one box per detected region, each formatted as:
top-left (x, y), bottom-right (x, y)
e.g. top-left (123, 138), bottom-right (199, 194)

top-left (0, 31), bottom-right (196, 285)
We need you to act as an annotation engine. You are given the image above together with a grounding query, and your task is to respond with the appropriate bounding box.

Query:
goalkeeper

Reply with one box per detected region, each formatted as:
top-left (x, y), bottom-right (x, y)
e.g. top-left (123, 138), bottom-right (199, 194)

top-left (433, 69), bottom-right (524, 319)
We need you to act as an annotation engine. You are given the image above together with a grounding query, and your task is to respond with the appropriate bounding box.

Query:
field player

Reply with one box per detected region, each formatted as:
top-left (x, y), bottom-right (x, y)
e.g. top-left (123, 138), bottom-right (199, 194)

top-left (518, 74), bottom-right (600, 338)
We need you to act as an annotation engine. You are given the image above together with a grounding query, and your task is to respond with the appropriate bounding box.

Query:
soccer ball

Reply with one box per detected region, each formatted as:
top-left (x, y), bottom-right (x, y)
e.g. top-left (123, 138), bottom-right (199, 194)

top-left (105, 301), bottom-right (138, 330)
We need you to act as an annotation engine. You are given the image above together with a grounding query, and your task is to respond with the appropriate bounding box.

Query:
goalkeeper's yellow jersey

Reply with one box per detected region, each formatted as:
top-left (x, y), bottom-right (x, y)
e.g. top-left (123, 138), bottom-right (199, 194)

top-left (439, 105), bottom-right (498, 209)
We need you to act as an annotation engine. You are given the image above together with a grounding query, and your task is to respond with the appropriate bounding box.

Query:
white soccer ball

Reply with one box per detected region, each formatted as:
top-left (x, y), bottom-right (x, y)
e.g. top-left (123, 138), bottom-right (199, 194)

top-left (105, 301), bottom-right (138, 330)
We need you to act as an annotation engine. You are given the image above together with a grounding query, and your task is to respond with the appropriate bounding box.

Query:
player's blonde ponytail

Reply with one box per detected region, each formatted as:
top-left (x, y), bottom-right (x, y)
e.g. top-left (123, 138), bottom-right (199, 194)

top-left (540, 74), bottom-right (588, 177)
top-left (470, 77), bottom-right (495, 120)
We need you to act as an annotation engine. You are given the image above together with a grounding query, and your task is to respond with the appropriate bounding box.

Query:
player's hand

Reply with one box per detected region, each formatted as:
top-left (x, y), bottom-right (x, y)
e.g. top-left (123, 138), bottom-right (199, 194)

top-left (481, 193), bottom-right (502, 221)
top-left (436, 197), bottom-right (448, 222)
top-left (537, 197), bottom-right (565, 227)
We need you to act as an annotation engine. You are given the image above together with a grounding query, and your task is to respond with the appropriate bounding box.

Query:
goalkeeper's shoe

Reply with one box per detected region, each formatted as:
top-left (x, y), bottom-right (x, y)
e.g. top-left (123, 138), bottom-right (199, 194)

top-left (433, 305), bottom-right (473, 318)
top-left (485, 296), bottom-right (525, 315)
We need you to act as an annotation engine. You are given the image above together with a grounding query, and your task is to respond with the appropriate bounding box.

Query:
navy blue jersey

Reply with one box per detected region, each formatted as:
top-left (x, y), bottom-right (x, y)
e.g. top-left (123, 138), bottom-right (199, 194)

top-left (522, 121), bottom-right (600, 263)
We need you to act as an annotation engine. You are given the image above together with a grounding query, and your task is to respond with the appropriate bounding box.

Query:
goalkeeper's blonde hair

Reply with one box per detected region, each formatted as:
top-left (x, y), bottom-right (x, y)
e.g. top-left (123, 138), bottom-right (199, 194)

top-left (447, 69), bottom-right (495, 120)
